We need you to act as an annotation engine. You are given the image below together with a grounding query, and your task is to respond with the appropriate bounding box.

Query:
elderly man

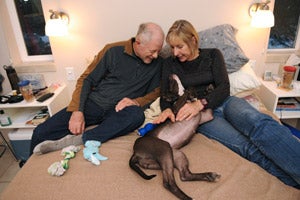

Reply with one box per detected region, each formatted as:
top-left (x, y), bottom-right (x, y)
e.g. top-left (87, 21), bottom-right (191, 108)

top-left (29, 22), bottom-right (165, 161)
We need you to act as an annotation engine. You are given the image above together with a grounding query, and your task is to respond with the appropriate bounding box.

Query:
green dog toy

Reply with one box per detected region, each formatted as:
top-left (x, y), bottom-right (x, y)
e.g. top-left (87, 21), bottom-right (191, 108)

top-left (48, 145), bottom-right (80, 176)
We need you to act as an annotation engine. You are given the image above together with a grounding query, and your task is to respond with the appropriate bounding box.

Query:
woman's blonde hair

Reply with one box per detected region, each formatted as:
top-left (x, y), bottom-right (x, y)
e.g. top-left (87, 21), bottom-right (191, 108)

top-left (166, 20), bottom-right (199, 56)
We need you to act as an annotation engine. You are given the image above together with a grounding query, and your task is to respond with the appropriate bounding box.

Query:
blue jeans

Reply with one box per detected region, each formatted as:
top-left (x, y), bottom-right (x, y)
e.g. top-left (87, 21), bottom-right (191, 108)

top-left (197, 96), bottom-right (300, 188)
top-left (30, 99), bottom-right (145, 155)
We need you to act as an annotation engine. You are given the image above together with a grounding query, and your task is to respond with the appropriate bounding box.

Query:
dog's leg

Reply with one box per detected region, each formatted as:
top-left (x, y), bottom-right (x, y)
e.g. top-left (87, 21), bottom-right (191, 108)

top-left (159, 147), bottom-right (193, 200)
top-left (135, 137), bottom-right (192, 200)
top-left (173, 149), bottom-right (221, 182)
top-left (129, 154), bottom-right (157, 180)
top-left (199, 108), bottom-right (214, 125)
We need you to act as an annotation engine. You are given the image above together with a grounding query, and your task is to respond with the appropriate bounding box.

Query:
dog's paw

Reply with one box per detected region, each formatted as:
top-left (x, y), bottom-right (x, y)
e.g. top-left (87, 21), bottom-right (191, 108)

top-left (206, 172), bottom-right (221, 182)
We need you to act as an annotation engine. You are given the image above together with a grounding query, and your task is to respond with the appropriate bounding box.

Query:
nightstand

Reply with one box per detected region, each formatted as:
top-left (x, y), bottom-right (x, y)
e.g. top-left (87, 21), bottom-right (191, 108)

top-left (255, 79), bottom-right (300, 127)
top-left (0, 84), bottom-right (69, 160)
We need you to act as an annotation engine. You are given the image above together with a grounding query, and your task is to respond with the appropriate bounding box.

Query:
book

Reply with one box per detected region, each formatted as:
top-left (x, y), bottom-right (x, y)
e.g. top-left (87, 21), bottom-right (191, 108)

top-left (31, 113), bottom-right (49, 126)
top-left (276, 97), bottom-right (300, 111)
top-left (26, 108), bottom-right (49, 126)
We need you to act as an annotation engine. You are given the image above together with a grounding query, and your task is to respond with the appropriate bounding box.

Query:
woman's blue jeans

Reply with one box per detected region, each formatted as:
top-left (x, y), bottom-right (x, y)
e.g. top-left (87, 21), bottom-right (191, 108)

top-left (30, 99), bottom-right (145, 155)
top-left (197, 96), bottom-right (300, 188)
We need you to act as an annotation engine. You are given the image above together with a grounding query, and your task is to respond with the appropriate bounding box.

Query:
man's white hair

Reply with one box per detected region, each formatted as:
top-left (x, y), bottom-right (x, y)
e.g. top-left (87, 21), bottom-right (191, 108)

top-left (136, 22), bottom-right (164, 44)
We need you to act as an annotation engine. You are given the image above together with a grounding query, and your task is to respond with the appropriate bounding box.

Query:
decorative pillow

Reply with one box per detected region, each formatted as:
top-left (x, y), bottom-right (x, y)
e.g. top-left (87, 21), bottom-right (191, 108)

top-left (229, 62), bottom-right (261, 96)
top-left (198, 24), bottom-right (249, 73)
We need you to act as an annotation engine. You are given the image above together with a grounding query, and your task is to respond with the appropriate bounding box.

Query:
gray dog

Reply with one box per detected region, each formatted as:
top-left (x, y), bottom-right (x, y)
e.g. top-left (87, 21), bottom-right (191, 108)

top-left (129, 74), bottom-right (220, 200)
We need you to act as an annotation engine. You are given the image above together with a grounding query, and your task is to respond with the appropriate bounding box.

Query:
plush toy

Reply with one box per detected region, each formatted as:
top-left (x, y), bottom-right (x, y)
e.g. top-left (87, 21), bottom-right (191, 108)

top-left (48, 145), bottom-right (81, 176)
top-left (137, 123), bottom-right (158, 136)
top-left (83, 140), bottom-right (108, 165)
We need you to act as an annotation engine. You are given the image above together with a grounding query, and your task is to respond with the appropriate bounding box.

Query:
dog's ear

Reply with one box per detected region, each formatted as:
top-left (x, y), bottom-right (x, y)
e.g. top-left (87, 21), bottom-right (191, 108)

top-left (162, 75), bottom-right (181, 103)
top-left (172, 92), bottom-right (189, 114)
top-left (168, 76), bottom-right (179, 95)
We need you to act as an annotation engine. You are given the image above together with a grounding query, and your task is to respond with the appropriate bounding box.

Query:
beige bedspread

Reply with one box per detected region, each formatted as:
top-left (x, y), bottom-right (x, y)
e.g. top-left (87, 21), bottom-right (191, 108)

top-left (1, 131), bottom-right (299, 200)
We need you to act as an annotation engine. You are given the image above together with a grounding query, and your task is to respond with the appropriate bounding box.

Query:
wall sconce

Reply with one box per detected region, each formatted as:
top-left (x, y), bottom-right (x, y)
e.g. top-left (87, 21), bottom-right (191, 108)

top-left (249, 0), bottom-right (275, 28)
top-left (45, 10), bottom-right (69, 36)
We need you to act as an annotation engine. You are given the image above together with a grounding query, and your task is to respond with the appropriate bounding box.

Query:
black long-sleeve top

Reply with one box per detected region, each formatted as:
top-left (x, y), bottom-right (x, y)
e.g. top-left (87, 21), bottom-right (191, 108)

top-left (160, 48), bottom-right (230, 111)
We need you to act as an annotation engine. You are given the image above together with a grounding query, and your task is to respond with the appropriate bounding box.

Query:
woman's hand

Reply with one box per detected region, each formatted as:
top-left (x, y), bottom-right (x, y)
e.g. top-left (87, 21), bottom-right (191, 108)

top-left (68, 111), bottom-right (85, 135)
top-left (153, 108), bottom-right (175, 124)
top-left (176, 100), bottom-right (204, 121)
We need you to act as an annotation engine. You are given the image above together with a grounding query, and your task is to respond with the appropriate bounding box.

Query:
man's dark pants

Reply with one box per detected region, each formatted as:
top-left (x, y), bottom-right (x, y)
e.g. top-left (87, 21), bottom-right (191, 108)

top-left (30, 99), bottom-right (145, 155)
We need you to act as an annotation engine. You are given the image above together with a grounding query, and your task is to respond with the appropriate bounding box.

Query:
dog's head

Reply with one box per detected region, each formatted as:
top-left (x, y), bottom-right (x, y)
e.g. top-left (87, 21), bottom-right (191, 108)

top-left (162, 74), bottom-right (197, 115)
top-left (162, 74), bottom-right (180, 103)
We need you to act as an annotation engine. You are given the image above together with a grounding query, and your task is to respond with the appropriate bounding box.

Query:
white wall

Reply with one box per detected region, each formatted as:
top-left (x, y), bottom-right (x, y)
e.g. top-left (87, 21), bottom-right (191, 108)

top-left (0, 0), bottom-right (273, 97)
top-left (0, 15), bottom-right (13, 95)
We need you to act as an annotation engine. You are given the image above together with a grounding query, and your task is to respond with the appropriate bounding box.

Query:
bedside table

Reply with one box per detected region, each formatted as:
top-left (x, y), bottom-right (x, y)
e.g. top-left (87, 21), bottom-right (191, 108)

top-left (256, 79), bottom-right (300, 120)
top-left (0, 84), bottom-right (69, 160)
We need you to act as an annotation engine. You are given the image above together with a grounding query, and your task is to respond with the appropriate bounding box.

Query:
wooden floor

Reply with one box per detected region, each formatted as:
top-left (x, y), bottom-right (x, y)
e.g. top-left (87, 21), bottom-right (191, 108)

top-left (0, 140), bottom-right (20, 195)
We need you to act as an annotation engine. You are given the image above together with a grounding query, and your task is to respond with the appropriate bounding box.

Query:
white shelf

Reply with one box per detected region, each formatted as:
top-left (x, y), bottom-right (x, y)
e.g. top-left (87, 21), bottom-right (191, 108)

top-left (0, 84), bottom-right (69, 161)
top-left (256, 79), bottom-right (300, 119)
top-left (1, 107), bottom-right (41, 129)
top-left (0, 84), bottom-right (69, 129)
top-left (0, 84), bottom-right (66, 108)
top-left (260, 80), bottom-right (300, 97)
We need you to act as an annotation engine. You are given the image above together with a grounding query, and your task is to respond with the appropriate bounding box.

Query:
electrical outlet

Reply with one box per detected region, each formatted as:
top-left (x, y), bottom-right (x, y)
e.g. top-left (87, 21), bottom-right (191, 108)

top-left (65, 67), bottom-right (75, 81)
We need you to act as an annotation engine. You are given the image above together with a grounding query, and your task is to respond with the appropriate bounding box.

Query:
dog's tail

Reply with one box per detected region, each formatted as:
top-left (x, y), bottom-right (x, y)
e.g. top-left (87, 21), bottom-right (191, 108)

top-left (129, 154), bottom-right (156, 180)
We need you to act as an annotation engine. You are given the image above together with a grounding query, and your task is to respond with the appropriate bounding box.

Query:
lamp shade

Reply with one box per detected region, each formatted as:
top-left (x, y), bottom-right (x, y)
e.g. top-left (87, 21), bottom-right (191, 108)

top-left (251, 10), bottom-right (274, 28)
top-left (45, 18), bottom-right (68, 36)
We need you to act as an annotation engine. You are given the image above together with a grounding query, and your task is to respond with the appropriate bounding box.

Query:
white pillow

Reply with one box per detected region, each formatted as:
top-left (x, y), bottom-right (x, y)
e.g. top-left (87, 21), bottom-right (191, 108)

top-left (286, 53), bottom-right (300, 66)
top-left (229, 62), bottom-right (261, 96)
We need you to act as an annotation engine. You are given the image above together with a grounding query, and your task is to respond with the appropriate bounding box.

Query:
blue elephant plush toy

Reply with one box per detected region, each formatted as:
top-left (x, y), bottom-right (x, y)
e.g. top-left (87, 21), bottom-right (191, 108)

top-left (83, 140), bottom-right (108, 165)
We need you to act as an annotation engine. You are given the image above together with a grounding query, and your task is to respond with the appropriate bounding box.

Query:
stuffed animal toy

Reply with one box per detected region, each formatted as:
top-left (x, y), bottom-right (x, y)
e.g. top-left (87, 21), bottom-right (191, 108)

top-left (48, 145), bottom-right (81, 176)
top-left (83, 140), bottom-right (108, 165)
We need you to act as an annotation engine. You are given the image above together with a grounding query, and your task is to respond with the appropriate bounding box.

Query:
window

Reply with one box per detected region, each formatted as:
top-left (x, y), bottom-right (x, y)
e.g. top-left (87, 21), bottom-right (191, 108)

top-left (6, 0), bottom-right (53, 62)
top-left (268, 0), bottom-right (300, 51)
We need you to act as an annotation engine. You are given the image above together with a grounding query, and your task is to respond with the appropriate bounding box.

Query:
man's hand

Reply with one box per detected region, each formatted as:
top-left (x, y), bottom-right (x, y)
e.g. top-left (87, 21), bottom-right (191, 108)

top-left (115, 97), bottom-right (139, 112)
top-left (176, 100), bottom-right (204, 121)
top-left (68, 111), bottom-right (85, 135)
top-left (153, 108), bottom-right (175, 124)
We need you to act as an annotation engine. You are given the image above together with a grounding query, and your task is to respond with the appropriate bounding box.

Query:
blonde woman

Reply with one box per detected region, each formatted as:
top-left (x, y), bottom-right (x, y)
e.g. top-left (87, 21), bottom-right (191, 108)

top-left (154, 19), bottom-right (300, 189)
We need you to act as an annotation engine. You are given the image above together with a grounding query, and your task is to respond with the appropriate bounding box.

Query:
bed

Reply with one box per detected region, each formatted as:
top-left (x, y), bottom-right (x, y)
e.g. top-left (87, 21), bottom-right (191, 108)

top-left (1, 24), bottom-right (300, 200)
